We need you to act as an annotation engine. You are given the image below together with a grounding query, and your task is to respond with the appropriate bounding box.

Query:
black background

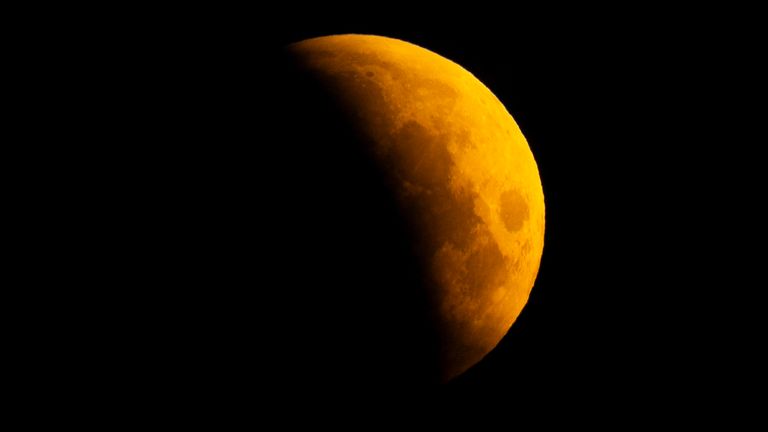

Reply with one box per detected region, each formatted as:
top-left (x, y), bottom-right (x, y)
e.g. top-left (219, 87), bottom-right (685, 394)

top-left (40, 8), bottom-right (764, 421)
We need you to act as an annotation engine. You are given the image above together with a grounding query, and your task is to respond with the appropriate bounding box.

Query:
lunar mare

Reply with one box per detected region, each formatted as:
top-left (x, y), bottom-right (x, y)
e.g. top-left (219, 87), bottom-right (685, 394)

top-left (288, 35), bottom-right (545, 382)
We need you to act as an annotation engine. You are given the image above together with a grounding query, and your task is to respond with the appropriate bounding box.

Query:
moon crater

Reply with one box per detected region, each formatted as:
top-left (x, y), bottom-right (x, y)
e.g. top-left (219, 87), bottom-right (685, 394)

top-left (499, 189), bottom-right (530, 232)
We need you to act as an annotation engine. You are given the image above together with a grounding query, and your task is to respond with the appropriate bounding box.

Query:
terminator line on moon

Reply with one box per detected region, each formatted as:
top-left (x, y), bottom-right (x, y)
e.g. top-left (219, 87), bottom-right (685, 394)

top-left (287, 35), bottom-right (545, 382)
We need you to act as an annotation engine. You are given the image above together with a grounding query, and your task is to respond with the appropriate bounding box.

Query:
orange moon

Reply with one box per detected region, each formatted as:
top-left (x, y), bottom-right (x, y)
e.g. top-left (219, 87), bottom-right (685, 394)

top-left (287, 35), bottom-right (545, 382)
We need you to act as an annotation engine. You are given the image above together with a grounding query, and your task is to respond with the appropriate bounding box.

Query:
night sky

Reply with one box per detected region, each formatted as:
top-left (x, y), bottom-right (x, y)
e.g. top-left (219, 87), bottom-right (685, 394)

top-left (71, 10), bottom-right (762, 420)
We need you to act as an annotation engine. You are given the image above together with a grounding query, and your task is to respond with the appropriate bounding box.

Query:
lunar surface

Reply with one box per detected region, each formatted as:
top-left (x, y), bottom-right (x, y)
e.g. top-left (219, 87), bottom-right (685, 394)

top-left (286, 35), bottom-right (545, 382)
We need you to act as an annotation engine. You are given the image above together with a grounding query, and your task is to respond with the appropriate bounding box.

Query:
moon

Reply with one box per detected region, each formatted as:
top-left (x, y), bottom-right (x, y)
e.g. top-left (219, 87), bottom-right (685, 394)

top-left (284, 35), bottom-right (544, 383)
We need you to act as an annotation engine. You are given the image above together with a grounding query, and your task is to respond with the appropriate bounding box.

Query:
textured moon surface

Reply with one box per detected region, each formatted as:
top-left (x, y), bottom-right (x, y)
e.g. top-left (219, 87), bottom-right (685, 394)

top-left (288, 35), bottom-right (545, 382)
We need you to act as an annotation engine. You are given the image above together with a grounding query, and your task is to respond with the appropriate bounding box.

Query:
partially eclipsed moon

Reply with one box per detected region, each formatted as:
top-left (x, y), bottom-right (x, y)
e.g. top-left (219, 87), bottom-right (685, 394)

top-left (287, 35), bottom-right (545, 382)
